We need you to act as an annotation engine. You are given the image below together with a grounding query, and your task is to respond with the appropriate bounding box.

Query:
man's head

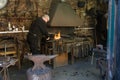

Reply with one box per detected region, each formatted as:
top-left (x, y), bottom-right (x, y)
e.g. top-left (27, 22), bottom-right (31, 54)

top-left (42, 14), bottom-right (50, 23)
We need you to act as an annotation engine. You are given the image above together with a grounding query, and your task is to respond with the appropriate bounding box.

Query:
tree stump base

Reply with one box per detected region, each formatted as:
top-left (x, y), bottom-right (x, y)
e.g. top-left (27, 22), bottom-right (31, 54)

top-left (27, 67), bottom-right (51, 80)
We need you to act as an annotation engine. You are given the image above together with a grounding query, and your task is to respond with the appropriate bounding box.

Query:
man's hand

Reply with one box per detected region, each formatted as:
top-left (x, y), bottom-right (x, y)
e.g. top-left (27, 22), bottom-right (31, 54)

top-left (46, 37), bottom-right (50, 40)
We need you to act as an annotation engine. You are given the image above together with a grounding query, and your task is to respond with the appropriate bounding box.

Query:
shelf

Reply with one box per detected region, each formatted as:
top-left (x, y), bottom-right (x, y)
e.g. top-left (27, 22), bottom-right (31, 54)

top-left (0, 50), bottom-right (16, 56)
top-left (0, 30), bottom-right (29, 34)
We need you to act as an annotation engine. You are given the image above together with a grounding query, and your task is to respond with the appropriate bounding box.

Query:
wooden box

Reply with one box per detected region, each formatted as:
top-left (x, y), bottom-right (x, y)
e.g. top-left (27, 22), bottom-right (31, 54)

top-left (53, 52), bottom-right (68, 68)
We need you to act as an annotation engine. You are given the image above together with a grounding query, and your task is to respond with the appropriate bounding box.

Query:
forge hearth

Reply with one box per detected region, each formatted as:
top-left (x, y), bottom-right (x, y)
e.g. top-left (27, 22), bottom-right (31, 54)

top-left (46, 37), bottom-right (93, 66)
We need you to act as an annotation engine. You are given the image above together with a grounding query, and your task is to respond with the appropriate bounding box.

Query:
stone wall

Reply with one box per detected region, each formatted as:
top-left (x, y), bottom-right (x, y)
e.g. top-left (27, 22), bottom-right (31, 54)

top-left (0, 0), bottom-right (107, 35)
top-left (0, 0), bottom-right (98, 29)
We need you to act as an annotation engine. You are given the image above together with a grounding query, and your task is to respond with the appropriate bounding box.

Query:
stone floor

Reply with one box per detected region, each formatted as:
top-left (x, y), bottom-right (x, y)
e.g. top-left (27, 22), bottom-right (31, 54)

top-left (52, 59), bottom-right (100, 80)
top-left (4, 57), bottom-right (101, 80)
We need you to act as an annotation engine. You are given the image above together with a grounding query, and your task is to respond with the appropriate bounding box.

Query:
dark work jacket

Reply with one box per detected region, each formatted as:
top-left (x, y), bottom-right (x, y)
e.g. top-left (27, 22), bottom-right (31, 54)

top-left (28, 17), bottom-right (48, 37)
top-left (27, 17), bottom-right (49, 54)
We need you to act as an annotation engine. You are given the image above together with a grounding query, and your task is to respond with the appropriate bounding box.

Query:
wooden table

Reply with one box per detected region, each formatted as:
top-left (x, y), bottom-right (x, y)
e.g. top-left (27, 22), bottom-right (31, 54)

top-left (0, 30), bottom-right (29, 69)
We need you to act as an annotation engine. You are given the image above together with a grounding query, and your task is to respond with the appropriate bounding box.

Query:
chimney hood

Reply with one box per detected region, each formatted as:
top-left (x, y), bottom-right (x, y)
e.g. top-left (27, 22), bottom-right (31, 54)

top-left (49, 2), bottom-right (83, 27)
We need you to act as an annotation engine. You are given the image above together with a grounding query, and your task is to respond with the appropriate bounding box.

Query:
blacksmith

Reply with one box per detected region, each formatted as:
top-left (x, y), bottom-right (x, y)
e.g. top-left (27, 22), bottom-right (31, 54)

top-left (27, 14), bottom-right (50, 55)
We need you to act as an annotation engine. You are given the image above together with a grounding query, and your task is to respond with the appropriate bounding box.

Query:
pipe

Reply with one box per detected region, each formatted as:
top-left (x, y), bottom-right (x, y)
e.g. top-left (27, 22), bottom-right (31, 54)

top-left (107, 0), bottom-right (116, 80)
top-left (114, 0), bottom-right (120, 80)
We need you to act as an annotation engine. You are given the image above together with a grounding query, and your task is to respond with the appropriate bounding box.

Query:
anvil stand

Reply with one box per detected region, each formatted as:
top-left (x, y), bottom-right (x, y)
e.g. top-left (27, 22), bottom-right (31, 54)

top-left (26, 54), bottom-right (57, 80)
top-left (0, 43), bottom-right (18, 80)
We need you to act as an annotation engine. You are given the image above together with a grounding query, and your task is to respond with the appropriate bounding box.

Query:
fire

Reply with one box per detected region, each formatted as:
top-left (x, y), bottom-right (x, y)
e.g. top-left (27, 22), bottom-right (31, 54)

top-left (54, 32), bottom-right (61, 40)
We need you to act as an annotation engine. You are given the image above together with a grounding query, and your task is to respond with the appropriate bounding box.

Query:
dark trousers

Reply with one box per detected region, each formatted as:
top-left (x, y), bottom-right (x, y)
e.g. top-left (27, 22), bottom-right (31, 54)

top-left (27, 33), bottom-right (42, 55)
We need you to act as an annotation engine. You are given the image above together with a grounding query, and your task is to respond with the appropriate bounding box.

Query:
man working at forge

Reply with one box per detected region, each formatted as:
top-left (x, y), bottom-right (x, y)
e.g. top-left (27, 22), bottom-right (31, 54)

top-left (27, 14), bottom-right (50, 55)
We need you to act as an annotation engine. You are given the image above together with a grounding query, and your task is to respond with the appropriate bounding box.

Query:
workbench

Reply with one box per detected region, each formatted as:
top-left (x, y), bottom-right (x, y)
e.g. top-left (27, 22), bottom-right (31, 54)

top-left (0, 30), bottom-right (29, 69)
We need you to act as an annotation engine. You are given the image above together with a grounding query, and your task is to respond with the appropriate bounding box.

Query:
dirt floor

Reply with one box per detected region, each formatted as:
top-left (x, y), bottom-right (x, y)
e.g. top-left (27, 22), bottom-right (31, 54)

top-left (4, 57), bottom-right (101, 80)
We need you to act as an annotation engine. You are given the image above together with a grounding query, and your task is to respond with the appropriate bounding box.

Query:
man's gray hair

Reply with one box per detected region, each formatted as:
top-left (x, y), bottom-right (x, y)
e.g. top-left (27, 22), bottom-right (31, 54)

top-left (42, 14), bottom-right (50, 22)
